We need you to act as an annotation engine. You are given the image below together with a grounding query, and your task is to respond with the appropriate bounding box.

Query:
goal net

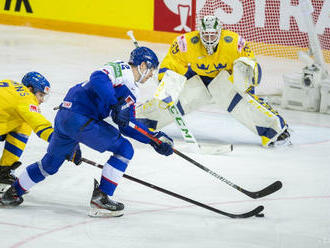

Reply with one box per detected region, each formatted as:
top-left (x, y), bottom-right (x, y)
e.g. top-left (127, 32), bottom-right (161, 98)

top-left (193, 0), bottom-right (330, 95)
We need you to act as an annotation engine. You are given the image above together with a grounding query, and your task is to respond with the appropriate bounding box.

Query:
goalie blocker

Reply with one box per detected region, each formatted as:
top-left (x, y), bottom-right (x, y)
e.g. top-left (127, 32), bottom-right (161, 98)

top-left (136, 69), bottom-right (289, 147)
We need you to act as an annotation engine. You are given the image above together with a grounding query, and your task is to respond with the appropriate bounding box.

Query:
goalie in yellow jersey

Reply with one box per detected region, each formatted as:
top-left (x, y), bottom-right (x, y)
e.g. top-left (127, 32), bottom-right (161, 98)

top-left (136, 15), bottom-right (291, 148)
top-left (0, 72), bottom-right (53, 192)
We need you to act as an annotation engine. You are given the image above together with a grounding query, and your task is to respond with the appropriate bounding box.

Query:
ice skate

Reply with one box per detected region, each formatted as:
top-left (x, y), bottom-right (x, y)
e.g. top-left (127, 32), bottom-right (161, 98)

top-left (268, 129), bottom-right (291, 147)
top-left (0, 185), bottom-right (23, 206)
top-left (0, 162), bottom-right (21, 193)
top-left (88, 179), bottom-right (124, 217)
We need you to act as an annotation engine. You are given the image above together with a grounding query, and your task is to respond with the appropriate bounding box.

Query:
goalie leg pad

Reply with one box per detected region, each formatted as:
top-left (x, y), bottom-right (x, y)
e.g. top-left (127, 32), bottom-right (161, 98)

top-left (208, 70), bottom-right (288, 147)
top-left (136, 98), bottom-right (174, 130)
top-left (154, 70), bottom-right (186, 104)
top-left (136, 75), bottom-right (213, 130)
top-left (177, 75), bottom-right (213, 113)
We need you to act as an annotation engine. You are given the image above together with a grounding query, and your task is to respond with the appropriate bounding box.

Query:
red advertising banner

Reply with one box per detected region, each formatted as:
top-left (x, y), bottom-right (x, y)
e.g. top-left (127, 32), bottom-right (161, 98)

top-left (154, 0), bottom-right (193, 33)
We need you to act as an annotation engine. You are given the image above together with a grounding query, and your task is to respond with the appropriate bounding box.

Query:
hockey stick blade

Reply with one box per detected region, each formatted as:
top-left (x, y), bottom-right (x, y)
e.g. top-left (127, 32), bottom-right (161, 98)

top-left (128, 122), bottom-right (282, 199)
top-left (81, 158), bottom-right (264, 218)
top-left (241, 180), bottom-right (282, 199)
top-left (228, 205), bottom-right (264, 219)
top-left (173, 149), bottom-right (282, 199)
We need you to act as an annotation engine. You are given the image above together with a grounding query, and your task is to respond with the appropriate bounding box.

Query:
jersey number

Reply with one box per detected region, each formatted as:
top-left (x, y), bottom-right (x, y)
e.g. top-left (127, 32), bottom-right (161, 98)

top-left (171, 42), bottom-right (179, 54)
top-left (0, 82), bottom-right (9, 87)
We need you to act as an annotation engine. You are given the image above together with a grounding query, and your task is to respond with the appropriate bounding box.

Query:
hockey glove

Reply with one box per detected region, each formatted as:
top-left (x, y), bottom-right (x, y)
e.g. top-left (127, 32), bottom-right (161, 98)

top-left (150, 131), bottom-right (174, 156)
top-left (68, 144), bottom-right (82, 166)
top-left (110, 100), bottom-right (131, 128)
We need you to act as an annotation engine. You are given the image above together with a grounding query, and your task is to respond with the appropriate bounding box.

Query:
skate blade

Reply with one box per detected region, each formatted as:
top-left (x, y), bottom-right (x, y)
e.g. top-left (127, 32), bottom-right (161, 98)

top-left (268, 139), bottom-right (292, 148)
top-left (88, 207), bottom-right (124, 218)
top-left (0, 184), bottom-right (10, 194)
top-left (0, 196), bottom-right (24, 207)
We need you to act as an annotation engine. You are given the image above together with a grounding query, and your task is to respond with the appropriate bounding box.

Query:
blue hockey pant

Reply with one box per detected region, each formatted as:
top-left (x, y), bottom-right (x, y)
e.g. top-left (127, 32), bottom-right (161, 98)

top-left (15, 109), bottom-right (134, 196)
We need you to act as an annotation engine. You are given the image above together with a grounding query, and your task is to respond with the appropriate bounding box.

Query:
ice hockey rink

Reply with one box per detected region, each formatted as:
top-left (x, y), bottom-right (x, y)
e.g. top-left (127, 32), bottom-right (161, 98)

top-left (0, 24), bottom-right (330, 248)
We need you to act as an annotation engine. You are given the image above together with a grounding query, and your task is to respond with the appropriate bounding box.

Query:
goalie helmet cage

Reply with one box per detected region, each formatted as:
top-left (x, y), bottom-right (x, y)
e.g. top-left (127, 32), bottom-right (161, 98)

top-left (191, 0), bottom-right (330, 95)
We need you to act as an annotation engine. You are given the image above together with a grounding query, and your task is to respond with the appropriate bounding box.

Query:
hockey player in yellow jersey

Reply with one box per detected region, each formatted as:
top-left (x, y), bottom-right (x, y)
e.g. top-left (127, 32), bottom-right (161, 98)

top-left (0, 72), bottom-right (53, 192)
top-left (136, 15), bottom-right (290, 148)
top-left (158, 22), bottom-right (255, 83)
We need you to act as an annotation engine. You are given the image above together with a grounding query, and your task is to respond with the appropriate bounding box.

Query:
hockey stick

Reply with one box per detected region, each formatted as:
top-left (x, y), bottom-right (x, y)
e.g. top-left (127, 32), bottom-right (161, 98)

top-left (127, 30), bottom-right (232, 155)
top-left (168, 103), bottom-right (201, 149)
top-left (81, 157), bottom-right (264, 218)
top-left (129, 121), bottom-right (282, 199)
top-left (168, 103), bottom-right (233, 155)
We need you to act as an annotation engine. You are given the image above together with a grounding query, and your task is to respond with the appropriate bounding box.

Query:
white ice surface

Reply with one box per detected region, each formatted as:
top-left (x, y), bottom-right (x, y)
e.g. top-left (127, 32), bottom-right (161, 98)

top-left (0, 25), bottom-right (330, 248)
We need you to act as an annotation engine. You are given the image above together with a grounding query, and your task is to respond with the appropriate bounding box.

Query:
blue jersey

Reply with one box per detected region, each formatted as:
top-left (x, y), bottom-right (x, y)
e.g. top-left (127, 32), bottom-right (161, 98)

top-left (60, 61), bottom-right (150, 143)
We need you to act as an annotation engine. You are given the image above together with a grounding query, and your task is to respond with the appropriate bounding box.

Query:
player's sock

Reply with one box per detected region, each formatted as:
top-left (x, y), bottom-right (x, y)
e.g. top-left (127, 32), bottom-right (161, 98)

top-left (0, 162), bottom-right (21, 193)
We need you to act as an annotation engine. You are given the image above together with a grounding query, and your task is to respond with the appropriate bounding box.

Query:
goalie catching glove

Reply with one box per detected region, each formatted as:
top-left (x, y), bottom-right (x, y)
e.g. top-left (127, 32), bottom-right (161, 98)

top-left (232, 57), bottom-right (261, 93)
top-left (150, 131), bottom-right (174, 156)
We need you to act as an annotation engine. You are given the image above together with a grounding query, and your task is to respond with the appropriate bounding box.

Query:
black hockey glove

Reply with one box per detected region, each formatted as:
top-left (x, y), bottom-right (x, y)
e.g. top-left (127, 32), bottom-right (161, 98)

top-left (150, 131), bottom-right (174, 156)
top-left (67, 144), bottom-right (82, 166)
top-left (110, 99), bottom-right (131, 128)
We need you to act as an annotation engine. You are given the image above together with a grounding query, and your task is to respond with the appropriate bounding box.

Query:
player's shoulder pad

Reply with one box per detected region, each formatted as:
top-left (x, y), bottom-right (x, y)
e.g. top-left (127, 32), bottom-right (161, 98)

top-left (118, 63), bottom-right (139, 99)
top-left (220, 30), bottom-right (247, 53)
top-left (1, 79), bottom-right (22, 87)
top-left (1, 79), bottom-right (14, 84)
top-left (98, 61), bottom-right (132, 87)
top-left (220, 30), bottom-right (239, 43)
top-left (101, 61), bottom-right (124, 78)
top-left (4, 79), bottom-right (33, 99)
top-left (185, 31), bottom-right (200, 45)
top-left (174, 31), bottom-right (200, 53)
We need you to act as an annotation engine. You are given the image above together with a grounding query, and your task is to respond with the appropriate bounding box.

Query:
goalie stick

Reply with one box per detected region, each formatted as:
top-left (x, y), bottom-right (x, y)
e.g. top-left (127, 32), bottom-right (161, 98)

top-left (168, 104), bottom-right (233, 155)
top-left (81, 157), bottom-right (264, 218)
top-left (127, 30), bottom-right (232, 155)
top-left (129, 121), bottom-right (282, 199)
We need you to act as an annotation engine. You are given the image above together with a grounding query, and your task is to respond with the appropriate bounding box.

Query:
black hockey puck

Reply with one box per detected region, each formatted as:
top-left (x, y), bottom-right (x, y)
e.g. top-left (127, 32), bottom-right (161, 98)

top-left (255, 213), bottom-right (264, 217)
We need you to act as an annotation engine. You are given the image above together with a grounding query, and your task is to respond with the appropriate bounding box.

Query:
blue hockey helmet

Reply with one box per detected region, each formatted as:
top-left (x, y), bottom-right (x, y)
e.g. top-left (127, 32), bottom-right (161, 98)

top-left (129, 47), bottom-right (159, 69)
top-left (22, 72), bottom-right (50, 94)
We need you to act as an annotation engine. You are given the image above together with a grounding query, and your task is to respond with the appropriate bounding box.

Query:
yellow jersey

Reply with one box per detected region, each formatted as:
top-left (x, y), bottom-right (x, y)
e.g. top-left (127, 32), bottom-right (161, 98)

top-left (0, 79), bottom-right (53, 141)
top-left (158, 30), bottom-right (255, 81)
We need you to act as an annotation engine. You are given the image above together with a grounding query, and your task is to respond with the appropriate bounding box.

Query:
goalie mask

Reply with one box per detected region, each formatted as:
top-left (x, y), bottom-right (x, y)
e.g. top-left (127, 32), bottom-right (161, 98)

top-left (199, 15), bottom-right (222, 55)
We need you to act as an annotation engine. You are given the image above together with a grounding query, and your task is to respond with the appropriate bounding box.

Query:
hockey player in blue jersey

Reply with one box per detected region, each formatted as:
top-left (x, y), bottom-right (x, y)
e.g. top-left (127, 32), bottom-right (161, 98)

top-left (0, 47), bottom-right (174, 217)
